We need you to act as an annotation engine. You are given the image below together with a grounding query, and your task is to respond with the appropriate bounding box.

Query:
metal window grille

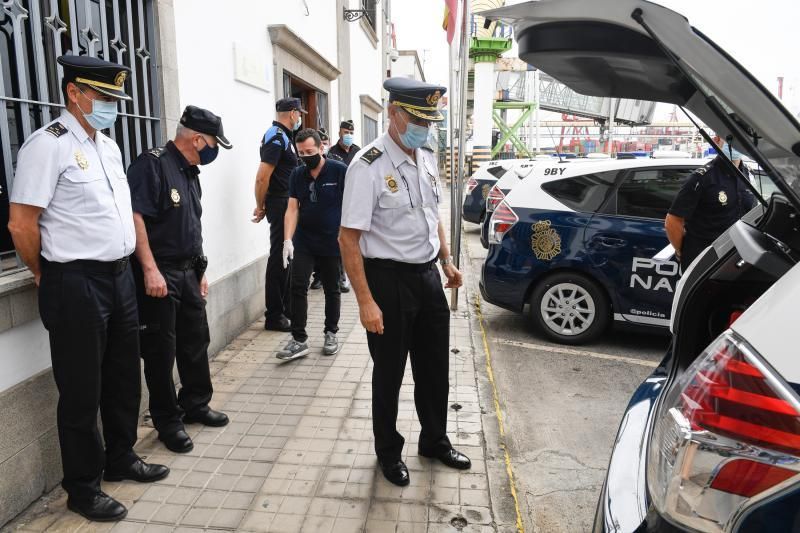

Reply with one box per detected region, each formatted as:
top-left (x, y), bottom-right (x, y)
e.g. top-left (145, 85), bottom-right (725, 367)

top-left (0, 0), bottom-right (161, 276)
top-left (362, 0), bottom-right (376, 30)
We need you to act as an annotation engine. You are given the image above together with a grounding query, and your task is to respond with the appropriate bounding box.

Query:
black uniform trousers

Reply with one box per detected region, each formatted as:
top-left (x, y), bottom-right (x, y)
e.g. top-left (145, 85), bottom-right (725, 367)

top-left (290, 250), bottom-right (340, 343)
top-left (363, 259), bottom-right (452, 462)
top-left (134, 263), bottom-right (213, 435)
top-left (265, 196), bottom-right (290, 321)
top-left (38, 258), bottom-right (141, 501)
top-left (680, 235), bottom-right (712, 271)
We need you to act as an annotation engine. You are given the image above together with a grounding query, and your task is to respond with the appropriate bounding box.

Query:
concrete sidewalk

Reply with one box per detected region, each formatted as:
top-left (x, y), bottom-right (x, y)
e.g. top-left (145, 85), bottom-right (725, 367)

top-left (6, 270), bottom-right (497, 532)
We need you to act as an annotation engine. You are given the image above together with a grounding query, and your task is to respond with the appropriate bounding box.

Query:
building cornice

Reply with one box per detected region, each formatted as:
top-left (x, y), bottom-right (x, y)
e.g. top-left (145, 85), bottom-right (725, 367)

top-left (268, 25), bottom-right (341, 81)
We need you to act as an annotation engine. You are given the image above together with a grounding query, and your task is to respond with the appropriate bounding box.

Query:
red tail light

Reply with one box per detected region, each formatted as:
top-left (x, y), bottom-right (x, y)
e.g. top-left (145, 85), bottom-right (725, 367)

top-left (486, 184), bottom-right (505, 212)
top-left (466, 177), bottom-right (478, 193)
top-left (488, 201), bottom-right (518, 244)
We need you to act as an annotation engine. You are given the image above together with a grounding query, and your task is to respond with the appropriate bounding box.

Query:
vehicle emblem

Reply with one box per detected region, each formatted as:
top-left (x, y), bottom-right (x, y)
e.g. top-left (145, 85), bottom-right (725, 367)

top-left (481, 184), bottom-right (490, 199)
top-left (385, 175), bottom-right (398, 193)
top-left (718, 191), bottom-right (728, 206)
top-left (170, 188), bottom-right (181, 205)
top-left (531, 220), bottom-right (562, 261)
top-left (74, 151), bottom-right (89, 170)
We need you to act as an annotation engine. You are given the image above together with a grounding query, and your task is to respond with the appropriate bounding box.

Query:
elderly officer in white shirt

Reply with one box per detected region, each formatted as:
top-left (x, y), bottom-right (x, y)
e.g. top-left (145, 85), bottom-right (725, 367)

top-left (338, 77), bottom-right (471, 487)
top-left (8, 55), bottom-right (168, 522)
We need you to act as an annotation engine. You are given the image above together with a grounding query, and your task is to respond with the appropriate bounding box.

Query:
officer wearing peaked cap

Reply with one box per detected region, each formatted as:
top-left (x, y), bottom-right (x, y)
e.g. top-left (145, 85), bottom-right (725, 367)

top-left (8, 55), bottom-right (169, 522)
top-left (339, 77), bottom-right (471, 487)
top-left (127, 105), bottom-right (232, 456)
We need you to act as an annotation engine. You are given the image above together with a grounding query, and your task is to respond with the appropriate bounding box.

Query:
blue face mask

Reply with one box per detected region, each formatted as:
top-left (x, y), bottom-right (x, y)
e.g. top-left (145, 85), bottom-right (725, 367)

top-left (78, 87), bottom-right (118, 130)
top-left (293, 112), bottom-right (302, 131)
top-left (342, 133), bottom-right (354, 147)
top-left (198, 138), bottom-right (219, 165)
top-left (721, 142), bottom-right (745, 161)
top-left (399, 122), bottom-right (430, 150)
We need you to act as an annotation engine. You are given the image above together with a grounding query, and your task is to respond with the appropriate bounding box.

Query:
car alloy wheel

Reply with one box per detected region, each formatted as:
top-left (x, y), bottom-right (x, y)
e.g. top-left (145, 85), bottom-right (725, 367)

top-left (530, 272), bottom-right (610, 345)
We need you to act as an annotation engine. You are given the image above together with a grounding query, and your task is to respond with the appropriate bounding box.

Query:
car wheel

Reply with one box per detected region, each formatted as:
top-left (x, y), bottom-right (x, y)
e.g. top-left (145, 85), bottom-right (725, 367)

top-left (530, 272), bottom-right (610, 345)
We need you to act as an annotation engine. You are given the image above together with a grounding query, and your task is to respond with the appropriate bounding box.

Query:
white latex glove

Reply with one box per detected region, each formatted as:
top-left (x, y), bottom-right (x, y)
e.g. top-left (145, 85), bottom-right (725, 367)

top-left (282, 240), bottom-right (294, 269)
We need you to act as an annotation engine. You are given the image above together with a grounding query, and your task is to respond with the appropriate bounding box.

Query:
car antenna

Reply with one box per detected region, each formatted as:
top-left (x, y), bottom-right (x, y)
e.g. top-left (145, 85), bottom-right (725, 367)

top-left (545, 124), bottom-right (565, 163)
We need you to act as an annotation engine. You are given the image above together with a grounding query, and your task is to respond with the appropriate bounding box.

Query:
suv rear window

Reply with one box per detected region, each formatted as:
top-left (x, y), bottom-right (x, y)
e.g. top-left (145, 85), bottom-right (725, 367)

top-left (541, 171), bottom-right (620, 212)
top-left (615, 167), bottom-right (695, 219)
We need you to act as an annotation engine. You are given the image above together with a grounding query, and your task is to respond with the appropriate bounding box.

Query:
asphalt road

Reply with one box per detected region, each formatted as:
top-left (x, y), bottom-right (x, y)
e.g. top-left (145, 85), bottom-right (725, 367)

top-left (461, 222), bottom-right (669, 533)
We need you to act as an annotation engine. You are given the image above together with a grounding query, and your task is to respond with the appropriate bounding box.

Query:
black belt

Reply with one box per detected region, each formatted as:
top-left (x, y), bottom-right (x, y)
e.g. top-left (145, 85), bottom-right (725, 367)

top-left (156, 257), bottom-right (200, 271)
top-left (364, 258), bottom-right (437, 273)
top-left (41, 256), bottom-right (130, 275)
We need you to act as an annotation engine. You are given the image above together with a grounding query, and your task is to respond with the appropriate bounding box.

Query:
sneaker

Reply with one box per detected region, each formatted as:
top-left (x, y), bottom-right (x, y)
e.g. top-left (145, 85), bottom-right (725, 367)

top-left (309, 277), bottom-right (323, 290)
top-left (322, 331), bottom-right (340, 356)
top-left (277, 339), bottom-right (309, 361)
top-left (339, 277), bottom-right (351, 293)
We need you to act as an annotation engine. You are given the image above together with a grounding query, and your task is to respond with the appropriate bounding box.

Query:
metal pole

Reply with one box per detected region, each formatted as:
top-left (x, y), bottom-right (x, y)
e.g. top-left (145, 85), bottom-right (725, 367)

top-left (448, 21), bottom-right (458, 295)
top-left (450, 0), bottom-right (470, 311)
top-left (534, 69), bottom-right (540, 154)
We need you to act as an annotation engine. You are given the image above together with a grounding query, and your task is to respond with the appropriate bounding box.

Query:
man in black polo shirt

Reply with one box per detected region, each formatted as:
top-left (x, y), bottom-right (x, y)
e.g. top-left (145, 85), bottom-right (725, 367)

top-left (128, 105), bottom-right (232, 453)
top-left (277, 129), bottom-right (347, 361)
top-left (666, 136), bottom-right (757, 269)
top-left (253, 97), bottom-right (304, 331)
top-left (327, 119), bottom-right (360, 167)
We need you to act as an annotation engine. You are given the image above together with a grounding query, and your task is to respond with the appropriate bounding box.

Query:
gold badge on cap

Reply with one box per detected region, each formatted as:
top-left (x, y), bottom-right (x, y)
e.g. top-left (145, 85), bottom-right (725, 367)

top-left (531, 220), bottom-right (562, 261)
top-left (426, 90), bottom-right (441, 107)
top-left (114, 70), bottom-right (127, 87)
top-left (718, 191), bottom-right (728, 206)
top-left (385, 175), bottom-right (398, 193)
top-left (74, 151), bottom-right (89, 170)
top-left (170, 188), bottom-right (181, 206)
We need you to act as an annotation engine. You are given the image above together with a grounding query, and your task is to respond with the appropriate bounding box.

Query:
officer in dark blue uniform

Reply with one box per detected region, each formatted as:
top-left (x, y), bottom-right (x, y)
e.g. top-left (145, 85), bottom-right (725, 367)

top-left (8, 55), bottom-right (168, 522)
top-left (327, 119), bottom-right (361, 166)
top-left (127, 106), bottom-right (232, 454)
top-left (666, 138), bottom-right (757, 268)
top-left (253, 97), bottom-right (304, 331)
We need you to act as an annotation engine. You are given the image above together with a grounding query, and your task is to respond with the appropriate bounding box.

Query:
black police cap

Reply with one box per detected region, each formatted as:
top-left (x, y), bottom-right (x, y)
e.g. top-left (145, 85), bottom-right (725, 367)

top-left (318, 128), bottom-right (330, 141)
top-left (383, 77), bottom-right (446, 122)
top-left (275, 97), bottom-right (307, 113)
top-left (57, 55), bottom-right (131, 100)
top-left (340, 120), bottom-right (355, 131)
top-left (180, 105), bottom-right (232, 149)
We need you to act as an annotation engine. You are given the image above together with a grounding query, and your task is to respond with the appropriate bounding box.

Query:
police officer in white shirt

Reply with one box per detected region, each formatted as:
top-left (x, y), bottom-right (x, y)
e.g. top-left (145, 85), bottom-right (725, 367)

top-left (7, 55), bottom-right (168, 522)
top-left (339, 77), bottom-right (471, 487)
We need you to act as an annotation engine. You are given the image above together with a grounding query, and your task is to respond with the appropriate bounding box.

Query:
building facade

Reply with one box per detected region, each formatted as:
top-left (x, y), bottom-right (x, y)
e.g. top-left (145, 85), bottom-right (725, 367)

top-left (0, 0), bottom-right (390, 525)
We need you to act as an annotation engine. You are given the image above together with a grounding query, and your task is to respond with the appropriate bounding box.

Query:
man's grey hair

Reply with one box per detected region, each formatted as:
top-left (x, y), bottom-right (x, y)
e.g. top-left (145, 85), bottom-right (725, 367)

top-left (175, 124), bottom-right (197, 140)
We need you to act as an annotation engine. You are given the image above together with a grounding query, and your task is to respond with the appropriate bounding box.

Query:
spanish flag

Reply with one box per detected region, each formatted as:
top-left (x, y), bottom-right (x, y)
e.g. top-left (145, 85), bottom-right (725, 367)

top-left (443, 0), bottom-right (458, 44)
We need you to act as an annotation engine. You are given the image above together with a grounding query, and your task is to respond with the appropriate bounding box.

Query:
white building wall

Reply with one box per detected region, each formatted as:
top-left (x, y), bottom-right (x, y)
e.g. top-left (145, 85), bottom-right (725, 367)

top-left (347, 0), bottom-right (385, 141)
top-left (171, 0), bottom-right (339, 282)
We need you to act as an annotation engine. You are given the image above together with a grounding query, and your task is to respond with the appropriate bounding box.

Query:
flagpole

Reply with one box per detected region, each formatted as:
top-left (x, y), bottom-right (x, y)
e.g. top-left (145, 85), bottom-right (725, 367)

top-left (450, 0), bottom-right (470, 311)
top-left (448, 6), bottom-right (457, 309)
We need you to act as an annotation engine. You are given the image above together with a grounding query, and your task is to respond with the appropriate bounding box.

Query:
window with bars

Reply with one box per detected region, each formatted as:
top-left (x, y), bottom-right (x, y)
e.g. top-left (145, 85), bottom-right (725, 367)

top-left (0, 0), bottom-right (161, 274)
top-left (362, 0), bottom-right (376, 31)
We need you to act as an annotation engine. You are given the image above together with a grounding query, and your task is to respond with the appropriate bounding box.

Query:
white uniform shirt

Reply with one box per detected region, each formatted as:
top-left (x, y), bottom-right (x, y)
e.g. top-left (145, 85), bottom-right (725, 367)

top-left (10, 111), bottom-right (136, 262)
top-left (341, 132), bottom-right (442, 263)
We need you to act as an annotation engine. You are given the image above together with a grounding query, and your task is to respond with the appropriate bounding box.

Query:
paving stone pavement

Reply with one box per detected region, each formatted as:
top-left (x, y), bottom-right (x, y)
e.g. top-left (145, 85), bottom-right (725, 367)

top-left (5, 255), bottom-right (498, 531)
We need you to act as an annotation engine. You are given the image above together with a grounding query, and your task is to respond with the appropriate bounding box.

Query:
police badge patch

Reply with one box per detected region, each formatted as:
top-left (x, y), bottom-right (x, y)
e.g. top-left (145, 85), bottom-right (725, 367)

top-left (170, 188), bottom-right (181, 206)
top-left (718, 191), bottom-right (728, 206)
top-left (74, 151), bottom-right (89, 170)
top-left (385, 175), bottom-right (399, 193)
top-left (531, 220), bottom-right (562, 261)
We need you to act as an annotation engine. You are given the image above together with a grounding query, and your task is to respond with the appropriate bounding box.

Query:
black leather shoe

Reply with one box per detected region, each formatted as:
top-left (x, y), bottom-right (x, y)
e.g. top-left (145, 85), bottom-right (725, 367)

top-left (420, 448), bottom-right (472, 470)
top-left (379, 459), bottom-right (410, 486)
top-left (158, 429), bottom-right (194, 453)
top-left (67, 492), bottom-right (127, 522)
top-left (309, 278), bottom-right (323, 290)
top-left (104, 458), bottom-right (170, 483)
top-left (184, 408), bottom-right (229, 427)
top-left (265, 316), bottom-right (291, 331)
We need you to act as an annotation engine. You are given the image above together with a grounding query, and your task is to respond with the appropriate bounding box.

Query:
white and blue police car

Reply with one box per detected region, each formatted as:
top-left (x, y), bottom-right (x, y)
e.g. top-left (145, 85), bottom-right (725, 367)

top-left (462, 160), bottom-right (516, 224)
top-left (485, 1), bottom-right (800, 531)
top-left (480, 157), bottom-right (703, 344)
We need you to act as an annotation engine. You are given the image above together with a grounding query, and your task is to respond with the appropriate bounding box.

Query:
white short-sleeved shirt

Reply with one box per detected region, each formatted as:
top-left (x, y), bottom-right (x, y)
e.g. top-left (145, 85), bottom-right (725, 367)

top-left (10, 111), bottom-right (136, 262)
top-left (340, 133), bottom-right (442, 263)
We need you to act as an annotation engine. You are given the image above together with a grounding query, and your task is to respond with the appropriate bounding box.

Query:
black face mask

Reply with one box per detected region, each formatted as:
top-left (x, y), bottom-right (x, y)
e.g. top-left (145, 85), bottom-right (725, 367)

top-left (300, 153), bottom-right (321, 169)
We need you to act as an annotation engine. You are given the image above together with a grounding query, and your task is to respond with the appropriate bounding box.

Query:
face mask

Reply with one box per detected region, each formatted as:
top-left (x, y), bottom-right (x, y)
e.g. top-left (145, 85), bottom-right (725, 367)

top-left (342, 133), bottom-right (354, 147)
top-left (78, 87), bottom-right (118, 130)
top-left (300, 153), bottom-right (321, 169)
top-left (293, 112), bottom-right (302, 131)
top-left (198, 138), bottom-right (219, 165)
top-left (397, 115), bottom-right (430, 150)
top-left (721, 141), bottom-right (745, 161)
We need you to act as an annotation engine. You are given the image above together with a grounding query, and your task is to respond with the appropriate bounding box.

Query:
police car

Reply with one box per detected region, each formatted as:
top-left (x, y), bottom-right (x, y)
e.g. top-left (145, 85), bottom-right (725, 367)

top-left (481, 157), bottom-right (701, 344)
top-left (462, 160), bottom-right (509, 224)
top-left (485, 1), bottom-right (800, 532)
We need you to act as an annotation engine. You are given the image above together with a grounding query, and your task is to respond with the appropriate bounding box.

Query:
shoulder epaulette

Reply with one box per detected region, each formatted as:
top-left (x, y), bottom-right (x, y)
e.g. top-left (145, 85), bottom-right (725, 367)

top-left (146, 147), bottom-right (166, 158)
top-left (695, 160), bottom-right (714, 176)
top-left (44, 122), bottom-right (68, 138)
top-left (360, 146), bottom-right (383, 165)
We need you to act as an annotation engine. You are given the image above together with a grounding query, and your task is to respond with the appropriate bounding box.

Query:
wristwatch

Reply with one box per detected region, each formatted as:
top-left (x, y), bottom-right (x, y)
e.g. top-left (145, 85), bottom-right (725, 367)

top-left (439, 256), bottom-right (453, 267)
